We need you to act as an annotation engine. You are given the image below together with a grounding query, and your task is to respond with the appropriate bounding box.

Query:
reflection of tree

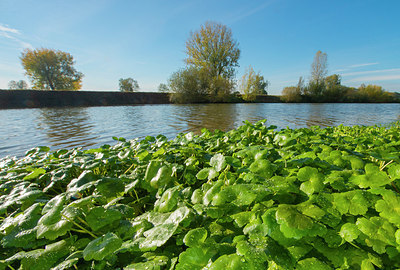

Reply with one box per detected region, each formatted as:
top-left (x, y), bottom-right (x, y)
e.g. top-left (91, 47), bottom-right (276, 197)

top-left (37, 108), bottom-right (97, 149)
top-left (305, 104), bottom-right (336, 128)
top-left (169, 104), bottom-right (239, 134)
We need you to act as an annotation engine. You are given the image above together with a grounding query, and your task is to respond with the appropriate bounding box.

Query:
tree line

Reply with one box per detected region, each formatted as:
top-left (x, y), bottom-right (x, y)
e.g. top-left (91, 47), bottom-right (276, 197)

top-left (281, 51), bottom-right (399, 103)
top-left (6, 23), bottom-right (398, 103)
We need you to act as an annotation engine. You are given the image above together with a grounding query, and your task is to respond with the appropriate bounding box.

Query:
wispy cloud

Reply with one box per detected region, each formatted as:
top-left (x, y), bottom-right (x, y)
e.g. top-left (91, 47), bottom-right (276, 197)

top-left (228, 0), bottom-right (276, 24)
top-left (341, 68), bottom-right (400, 77)
top-left (349, 62), bottom-right (379, 68)
top-left (0, 23), bottom-right (32, 49)
top-left (333, 62), bottom-right (380, 74)
top-left (0, 24), bottom-right (20, 35)
top-left (348, 74), bottom-right (400, 83)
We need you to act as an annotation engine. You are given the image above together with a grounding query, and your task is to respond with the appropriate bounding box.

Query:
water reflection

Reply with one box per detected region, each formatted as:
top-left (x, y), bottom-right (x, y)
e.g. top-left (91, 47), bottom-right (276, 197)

top-left (37, 108), bottom-right (98, 149)
top-left (305, 104), bottom-right (337, 127)
top-left (170, 104), bottom-right (239, 134)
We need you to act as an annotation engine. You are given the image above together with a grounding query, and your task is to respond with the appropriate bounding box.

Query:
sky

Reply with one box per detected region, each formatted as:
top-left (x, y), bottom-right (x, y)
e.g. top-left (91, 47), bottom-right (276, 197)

top-left (1, 0), bottom-right (399, 95)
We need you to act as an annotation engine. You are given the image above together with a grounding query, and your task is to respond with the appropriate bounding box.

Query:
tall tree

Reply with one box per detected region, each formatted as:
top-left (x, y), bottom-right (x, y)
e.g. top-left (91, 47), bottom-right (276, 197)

top-left (185, 22), bottom-right (240, 79)
top-left (20, 48), bottom-right (83, 90)
top-left (184, 22), bottom-right (240, 101)
top-left (119, 78), bottom-right (139, 92)
top-left (8, 80), bottom-right (28, 90)
top-left (310, 50), bottom-right (328, 85)
top-left (304, 51), bottom-right (328, 99)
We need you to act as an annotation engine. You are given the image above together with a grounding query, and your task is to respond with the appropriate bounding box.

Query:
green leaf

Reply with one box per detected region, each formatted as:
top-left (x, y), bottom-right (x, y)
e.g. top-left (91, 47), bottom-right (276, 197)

top-left (176, 246), bottom-right (216, 270)
top-left (275, 204), bottom-right (327, 239)
top-left (396, 229), bottom-right (400, 245)
top-left (139, 207), bottom-right (191, 250)
top-left (183, 228), bottom-right (207, 247)
top-left (210, 153), bottom-right (227, 172)
top-left (297, 166), bottom-right (320, 182)
top-left (297, 166), bottom-right (324, 196)
top-left (1, 203), bottom-right (43, 249)
top-left (95, 178), bottom-right (125, 198)
top-left (67, 170), bottom-right (98, 193)
top-left (249, 159), bottom-right (276, 179)
top-left (214, 184), bottom-right (270, 207)
top-left (85, 207), bottom-right (122, 231)
top-left (349, 156), bottom-right (365, 170)
top-left (154, 186), bottom-right (180, 213)
top-left (296, 258), bottom-right (332, 270)
top-left (208, 254), bottom-right (252, 270)
top-left (83, 232), bottom-right (122, 261)
top-left (125, 256), bottom-right (169, 270)
top-left (351, 164), bottom-right (391, 188)
top-left (203, 180), bottom-right (224, 206)
top-left (375, 189), bottom-right (400, 226)
top-left (339, 223), bottom-right (360, 242)
top-left (231, 211), bottom-right (256, 228)
top-left (36, 195), bottom-right (74, 240)
top-left (144, 160), bottom-right (162, 182)
top-left (150, 165), bottom-right (173, 189)
top-left (7, 239), bottom-right (73, 270)
top-left (140, 223), bottom-right (178, 250)
top-left (50, 251), bottom-right (82, 270)
top-left (333, 190), bottom-right (369, 216)
top-left (356, 217), bottom-right (397, 254)
top-left (196, 167), bottom-right (218, 181)
top-left (23, 168), bottom-right (46, 180)
top-left (235, 240), bottom-right (268, 268)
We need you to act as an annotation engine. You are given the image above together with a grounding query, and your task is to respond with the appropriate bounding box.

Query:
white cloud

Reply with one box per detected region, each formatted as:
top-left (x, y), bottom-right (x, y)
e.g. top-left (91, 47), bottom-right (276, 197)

top-left (349, 62), bottom-right (379, 68)
top-left (341, 68), bottom-right (400, 77)
top-left (333, 62), bottom-right (380, 74)
top-left (0, 24), bottom-right (20, 34)
top-left (0, 23), bottom-right (32, 49)
top-left (347, 74), bottom-right (400, 83)
top-left (228, 0), bottom-right (276, 24)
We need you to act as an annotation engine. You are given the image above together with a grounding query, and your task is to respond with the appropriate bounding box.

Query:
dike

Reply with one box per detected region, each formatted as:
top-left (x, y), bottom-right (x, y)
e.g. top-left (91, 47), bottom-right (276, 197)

top-left (0, 90), bottom-right (171, 109)
top-left (0, 90), bottom-right (282, 109)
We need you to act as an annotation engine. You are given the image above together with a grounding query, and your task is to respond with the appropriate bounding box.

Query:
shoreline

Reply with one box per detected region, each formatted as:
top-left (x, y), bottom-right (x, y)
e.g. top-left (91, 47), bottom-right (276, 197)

top-left (0, 90), bottom-right (282, 109)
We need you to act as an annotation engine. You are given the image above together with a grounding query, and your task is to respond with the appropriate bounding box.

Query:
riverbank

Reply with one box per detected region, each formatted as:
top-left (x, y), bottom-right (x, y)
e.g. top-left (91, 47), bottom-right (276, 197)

top-left (0, 90), bottom-right (282, 109)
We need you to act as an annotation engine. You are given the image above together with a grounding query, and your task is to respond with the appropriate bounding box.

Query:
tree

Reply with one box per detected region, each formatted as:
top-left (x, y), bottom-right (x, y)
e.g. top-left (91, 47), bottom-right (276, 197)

top-left (281, 86), bottom-right (302, 102)
top-left (158, 83), bottom-right (169, 93)
top-left (168, 67), bottom-right (209, 103)
top-left (310, 50), bottom-right (328, 85)
top-left (185, 22), bottom-right (240, 79)
top-left (323, 74), bottom-right (346, 102)
top-left (357, 84), bottom-right (390, 102)
top-left (8, 80), bottom-right (28, 90)
top-left (184, 22), bottom-right (240, 101)
top-left (297, 76), bottom-right (305, 95)
top-left (119, 78), bottom-right (139, 92)
top-left (20, 48), bottom-right (83, 90)
top-left (304, 51), bottom-right (328, 100)
top-left (240, 66), bottom-right (269, 101)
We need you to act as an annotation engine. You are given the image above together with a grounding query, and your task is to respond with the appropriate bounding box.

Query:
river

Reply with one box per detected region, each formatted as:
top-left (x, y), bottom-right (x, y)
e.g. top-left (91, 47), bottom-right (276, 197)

top-left (1, 103), bottom-right (400, 158)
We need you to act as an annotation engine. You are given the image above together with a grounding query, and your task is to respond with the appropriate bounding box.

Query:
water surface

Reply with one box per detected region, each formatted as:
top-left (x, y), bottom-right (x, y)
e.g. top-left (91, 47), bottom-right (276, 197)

top-left (1, 103), bottom-right (400, 158)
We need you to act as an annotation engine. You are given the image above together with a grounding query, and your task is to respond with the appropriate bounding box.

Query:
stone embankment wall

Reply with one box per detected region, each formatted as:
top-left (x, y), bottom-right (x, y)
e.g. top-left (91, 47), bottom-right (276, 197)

top-left (0, 90), bottom-right (282, 109)
top-left (0, 90), bottom-right (171, 109)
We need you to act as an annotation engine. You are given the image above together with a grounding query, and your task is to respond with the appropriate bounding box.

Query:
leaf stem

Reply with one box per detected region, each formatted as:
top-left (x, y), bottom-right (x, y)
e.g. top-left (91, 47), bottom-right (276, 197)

top-left (76, 215), bottom-right (91, 228)
top-left (391, 182), bottom-right (400, 194)
top-left (123, 163), bottom-right (135, 175)
top-left (380, 160), bottom-right (393, 171)
top-left (62, 214), bottom-right (97, 238)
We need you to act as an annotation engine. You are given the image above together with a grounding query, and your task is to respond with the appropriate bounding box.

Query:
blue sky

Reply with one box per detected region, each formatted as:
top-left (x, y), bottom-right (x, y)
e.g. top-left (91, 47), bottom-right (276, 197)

top-left (1, 0), bottom-right (399, 95)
